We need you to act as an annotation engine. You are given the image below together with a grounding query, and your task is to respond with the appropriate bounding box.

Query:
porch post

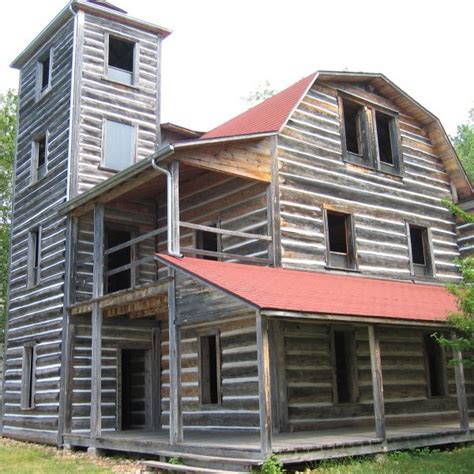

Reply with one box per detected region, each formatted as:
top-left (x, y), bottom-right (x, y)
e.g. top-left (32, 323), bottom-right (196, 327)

top-left (168, 268), bottom-right (183, 444)
top-left (256, 311), bottom-right (272, 455)
top-left (90, 203), bottom-right (105, 440)
top-left (452, 332), bottom-right (470, 432)
top-left (169, 160), bottom-right (180, 256)
top-left (368, 324), bottom-right (386, 440)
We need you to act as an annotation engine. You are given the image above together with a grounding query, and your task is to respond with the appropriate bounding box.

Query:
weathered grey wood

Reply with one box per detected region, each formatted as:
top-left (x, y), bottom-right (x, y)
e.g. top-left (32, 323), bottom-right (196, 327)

top-left (181, 248), bottom-right (272, 265)
top-left (63, 322), bottom-right (76, 435)
top-left (168, 268), bottom-right (183, 444)
top-left (256, 311), bottom-right (272, 454)
top-left (368, 325), bottom-right (386, 440)
top-left (180, 221), bottom-right (271, 242)
top-left (451, 333), bottom-right (469, 432)
top-left (151, 327), bottom-right (161, 430)
top-left (90, 203), bottom-right (104, 439)
top-left (269, 135), bottom-right (282, 266)
top-left (169, 161), bottom-right (181, 256)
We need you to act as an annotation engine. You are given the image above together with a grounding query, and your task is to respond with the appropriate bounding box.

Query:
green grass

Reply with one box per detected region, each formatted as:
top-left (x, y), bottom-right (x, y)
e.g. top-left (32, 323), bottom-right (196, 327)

top-left (0, 440), bottom-right (114, 473)
top-left (302, 446), bottom-right (474, 474)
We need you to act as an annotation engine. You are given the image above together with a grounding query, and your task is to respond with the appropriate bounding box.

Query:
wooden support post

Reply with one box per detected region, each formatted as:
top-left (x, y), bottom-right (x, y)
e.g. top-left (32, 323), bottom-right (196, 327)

top-left (168, 268), bottom-right (183, 444)
top-left (452, 332), bottom-right (470, 432)
top-left (169, 161), bottom-right (180, 255)
top-left (368, 325), bottom-right (386, 440)
top-left (151, 327), bottom-right (161, 431)
top-left (256, 311), bottom-right (272, 455)
top-left (268, 136), bottom-right (282, 267)
top-left (63, 322), bottom-right (77, 435)
top-left (90, 204), bottom-right (105, 439)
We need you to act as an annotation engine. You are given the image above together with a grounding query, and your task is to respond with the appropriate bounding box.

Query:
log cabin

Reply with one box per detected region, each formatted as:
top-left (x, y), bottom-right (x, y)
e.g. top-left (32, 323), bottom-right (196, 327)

top-left (2, 0), bottom-right (474, 470)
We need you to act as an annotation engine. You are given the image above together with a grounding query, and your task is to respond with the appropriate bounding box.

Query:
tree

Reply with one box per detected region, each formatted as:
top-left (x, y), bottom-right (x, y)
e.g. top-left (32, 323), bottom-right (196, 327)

top-left (452, 108), bottom-right (474, 183)
top-left (0, 89), bottom-right (17, 334)
top-left (436, 199), bottom-right (474, 367)
top-left (243, 80), bottom-right (275, 107)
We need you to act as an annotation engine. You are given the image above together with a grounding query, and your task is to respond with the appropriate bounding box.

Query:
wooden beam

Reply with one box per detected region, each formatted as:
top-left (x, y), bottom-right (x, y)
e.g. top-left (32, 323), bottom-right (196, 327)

top-left (168, 268), bottom-right (183, 444)
top-left (256, 311), bottom-right (272, 455)
top-left (169, 161), bottom-right (181, 256)
top-left (180, 221), bottom-right (271, 241)
top-left (452, 332), bottom-right (470, 432)
top-left (268, 135), bottom-right (282, 266)
top-left (180, 247), bottom-right (272, 264)
top-left (90, 203), bottom-right (104, 439)
top-left (368, 325), bottom-right (386, 440)
top-left (63, 323), bottom-right (76, 436)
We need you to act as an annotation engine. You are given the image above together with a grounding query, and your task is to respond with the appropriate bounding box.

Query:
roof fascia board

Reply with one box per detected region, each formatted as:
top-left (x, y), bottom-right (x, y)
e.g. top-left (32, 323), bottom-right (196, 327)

top-left (155, 255), bottom-right (259, 311)
top-left (173, 131), bottom-right (276, 149)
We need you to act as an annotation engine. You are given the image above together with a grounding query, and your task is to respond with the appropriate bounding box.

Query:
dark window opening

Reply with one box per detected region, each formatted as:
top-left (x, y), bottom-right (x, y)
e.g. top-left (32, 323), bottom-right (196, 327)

top-left (108, 36), bottom-right (135, 85)
top-left (200, 334), bottom-right (220, 405)
top-left (343, 100), bottom-right (364, 155)
top-left (376, 111), bottom-right (394, 165)
top-left (333, 331), bottom-right (357, 404)
top-left (196, 227), bottom-right (219, 260)
top-left (29, 228), bottom-right (41, 287)
top-left (424, 334), bottom-right (447, 397)
top-left (40, 52), bottom-right (50, 91)
top-left (410, 226), bottom-right (426, 265)
top-left (106, 228), bottom-right (132, 293)
top-left (22, 345), bottom-right (35, 409)
top-left (35, 135), bottom-right (47, 180)
top-left (328, 212), bottom-right (348, 254)
top-left (121, 349), bottom-right (147, 430)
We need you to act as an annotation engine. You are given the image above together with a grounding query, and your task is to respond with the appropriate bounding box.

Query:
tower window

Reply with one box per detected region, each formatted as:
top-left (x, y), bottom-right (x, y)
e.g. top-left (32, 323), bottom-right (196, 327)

top-left (103, 120), bottom-right (135, 171)
top-left (331, 330), bottom-right (358, 404)
top-left (375, 111), bottom-right (397, 166)
top-left (28, 227), bottom-right (42, 288)
top-left (37, 50), bottom-right (52, 98)
top-left (408, 224), bottom-right (434, 277)
top-left (341, 98), bottom-right (369, 166)
top-left (325, 210), bottom-right (356, 269)
top-left (424, 334), bottom-right (447, 397)
top-left (21, 343), bottom-right (36, 410)
top-left (107, 36), bottom-right (135, 85)
top-left (32, 134), bottom-right (48, 183)
top-left (199, 333), bottom-right (221, 405)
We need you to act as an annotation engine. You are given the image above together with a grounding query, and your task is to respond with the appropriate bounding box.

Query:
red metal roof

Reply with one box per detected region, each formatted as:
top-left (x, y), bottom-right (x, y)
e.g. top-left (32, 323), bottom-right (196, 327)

top-left (200, 73), bottom-right (317, 140)
top-left (157, 255), bottom-right (457, 323)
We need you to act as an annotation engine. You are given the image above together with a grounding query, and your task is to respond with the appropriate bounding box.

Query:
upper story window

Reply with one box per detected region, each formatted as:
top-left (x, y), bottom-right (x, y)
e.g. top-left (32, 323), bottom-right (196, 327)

top-left (339, 94), bottom-right (402, 175)
top-left (31, 133), bottom-right (48, 183)
top-left (325, 210), bottom-right (357, 270)
top-left (103, 120), bottom-right (135, 171)
top-left (36, 49), bottom-right (52, 99)
top-left (28, 226), bottom-right (42, 288)
top-left (107, 35), bottom-right (136, 86)
top-left (408, 224), bottom-right (435, 277)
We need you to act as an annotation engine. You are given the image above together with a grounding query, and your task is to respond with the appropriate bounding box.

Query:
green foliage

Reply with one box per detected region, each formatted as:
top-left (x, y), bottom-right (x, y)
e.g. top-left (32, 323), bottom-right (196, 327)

top-left (243, 81), bottom-right (276, 107)
top-left (0, 89), bottom-right (17, 335)
top-left (452, 108), bottom-right (474, 183)
top-left (258, 454), bottom-right (284, 474)
top-left (168, 456), bottom-right (184, 465)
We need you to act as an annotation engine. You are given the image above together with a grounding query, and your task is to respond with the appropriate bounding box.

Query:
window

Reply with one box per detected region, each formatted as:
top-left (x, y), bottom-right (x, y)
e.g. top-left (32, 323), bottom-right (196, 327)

top-left (408, 224), bottom-right (434, 277)
top-left (195, 224), bottom-right (220, 260)
top-left (107, 35), bottom-right (135, 85)
top-left (339, 93), bottom-right (402, 174)
top-left (21, 344), bottom-right (36, 410)
top-left (31, 134), bottom-right (48, 183)
top-left (199, 333), bottom-right (221, 405)
top-left (105, 226), bottom-right (132, 293)
top-left (325, 210), bottom-right (356, 269)
top-left (424, 334), bottom-right (447, 397)
top-left (37, 50), bottom-right (52, 98)
top-left (28, 227), bottom-right (41, 288)
top-left (103, 120), bottom-right (135, 171)
top-left (331, 329), bottom-right (358, 404)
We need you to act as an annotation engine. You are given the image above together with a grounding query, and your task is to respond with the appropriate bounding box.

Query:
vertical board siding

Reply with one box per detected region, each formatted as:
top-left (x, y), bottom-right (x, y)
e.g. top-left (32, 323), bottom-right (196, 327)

top-left (161, 315), bottom-right (259, 430)
top-left (76, 14), bottom-right (160, 195)
top-left (278, 83), bottom-right (460, 281)
top-left (2, 18), bottom-right (75, 442)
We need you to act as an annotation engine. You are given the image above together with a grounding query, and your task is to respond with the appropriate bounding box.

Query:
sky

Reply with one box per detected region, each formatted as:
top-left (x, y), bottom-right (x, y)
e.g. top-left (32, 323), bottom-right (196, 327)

top-left (1, 0), bottom-right (473, 135)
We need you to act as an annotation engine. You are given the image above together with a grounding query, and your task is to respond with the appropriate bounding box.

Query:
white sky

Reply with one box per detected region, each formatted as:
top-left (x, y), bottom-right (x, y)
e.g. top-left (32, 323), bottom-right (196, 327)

top-left (1, 0), bottom-right (473, 135)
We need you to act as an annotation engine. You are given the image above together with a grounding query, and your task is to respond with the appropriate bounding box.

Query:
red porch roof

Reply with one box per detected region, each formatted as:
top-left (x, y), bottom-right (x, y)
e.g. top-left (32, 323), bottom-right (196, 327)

top-left (157, 255), bottom-right (457, 323)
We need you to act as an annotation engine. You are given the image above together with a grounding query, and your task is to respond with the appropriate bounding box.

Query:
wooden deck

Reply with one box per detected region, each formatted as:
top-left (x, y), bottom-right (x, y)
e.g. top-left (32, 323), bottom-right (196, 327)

top-left (64, 421), bottom-right (471, 467)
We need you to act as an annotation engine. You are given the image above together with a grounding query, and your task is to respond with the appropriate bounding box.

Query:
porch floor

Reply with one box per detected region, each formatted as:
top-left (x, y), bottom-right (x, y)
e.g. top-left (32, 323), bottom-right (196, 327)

top-left (64, 420), bottom-right (470, 465)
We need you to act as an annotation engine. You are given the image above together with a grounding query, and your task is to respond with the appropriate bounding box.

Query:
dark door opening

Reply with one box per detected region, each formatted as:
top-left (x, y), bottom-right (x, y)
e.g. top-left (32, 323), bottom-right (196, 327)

top-left (121, 349), bottom-right (147, 430)
top-left (105, 228), bottom-right (132, 293)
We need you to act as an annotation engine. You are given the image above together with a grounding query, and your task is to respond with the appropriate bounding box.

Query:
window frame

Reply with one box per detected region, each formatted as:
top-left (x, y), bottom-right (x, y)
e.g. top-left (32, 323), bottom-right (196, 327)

top-left (21, 342), bottom-right (37, 410)
top-left (406, 222), bottom-right (436, 278)
top-left (36, 48), bottom-right (53, 101)
top-left (330, 327), bottom-right (359, 405)
top-left (104, 32), bottom-right (139, 88)
top-left (323, 208), bottom-right (358, 271)
top-left (423, 332), bottom-right (448, 398)
top-left (198, 330), bottom-right (222, 407)
top-left (338, 91), bottom-right (403, 176)
top-left (31, 131), bottom-right (49, 185)
top-left (27, 226), bottom-right (42, 288)
top-left (101, 118), bottom-right (137, 172)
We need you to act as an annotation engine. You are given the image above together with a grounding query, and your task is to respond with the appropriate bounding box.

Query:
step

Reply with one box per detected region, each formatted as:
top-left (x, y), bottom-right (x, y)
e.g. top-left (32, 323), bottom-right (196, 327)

top-left (139, 460), bottom-right (247, 474)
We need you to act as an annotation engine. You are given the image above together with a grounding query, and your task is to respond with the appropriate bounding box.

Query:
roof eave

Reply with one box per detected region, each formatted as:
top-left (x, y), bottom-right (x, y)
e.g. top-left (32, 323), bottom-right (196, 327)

top-left (173, 131), bottom-right (277, 148)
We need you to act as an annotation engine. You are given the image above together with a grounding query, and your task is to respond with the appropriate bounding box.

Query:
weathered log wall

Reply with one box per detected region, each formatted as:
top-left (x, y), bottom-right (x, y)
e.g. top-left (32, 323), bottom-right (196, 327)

top-left (278, 83), bottom-right (460, 281)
